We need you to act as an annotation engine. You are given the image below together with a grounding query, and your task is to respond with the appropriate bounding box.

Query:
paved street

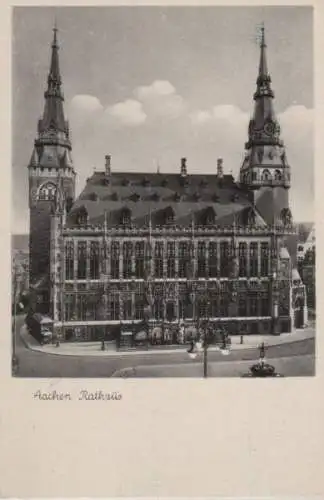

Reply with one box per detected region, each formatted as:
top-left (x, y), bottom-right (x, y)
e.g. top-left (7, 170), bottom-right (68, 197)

top-left (12, 315), bottom-right (316, 378)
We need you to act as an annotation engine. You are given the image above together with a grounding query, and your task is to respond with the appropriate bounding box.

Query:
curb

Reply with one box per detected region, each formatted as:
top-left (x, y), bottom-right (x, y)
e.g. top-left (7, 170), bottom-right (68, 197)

top-left (20, 327), bottom-right (314, 358)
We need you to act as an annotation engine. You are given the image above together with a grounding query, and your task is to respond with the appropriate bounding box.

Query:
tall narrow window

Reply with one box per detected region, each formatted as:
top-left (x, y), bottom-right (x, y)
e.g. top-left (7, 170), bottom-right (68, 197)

top-left (77, 242), bottom-right (87, 279)
top-left (154, 242), bottom-right (164, 278)
top-left (249, 242), bottom-right (258, 277)
top-left (249, 293), bottom-right (258, 316)
top-left (153, 297), bottom-right (164, 320)
top-left (123, 295), bottom-right (132, 319)
top-left (219, 297), bottom-right (228, 317)
top-left (238, 295), bottom-right (247, 317)
top-left (135, 292), bottom-right (144, 320)
top-left (261, 294), bottom-right (269, 316)
top-left (110, 242), bottom-right (120, 279)
top-left (76, 294), bottom-right (87, 320)
top-left (65, 241), bottom-right (74, 280)
top-left (197, 242), bottom-right (206, 278)
top-left (208, 242), bottom-right (218, 277)
top-left (261, 242), bottom-right (269, 277)
top-left (64, 294), bottom-right (75, 321)
top-left (123, 242), bottom-right (133, 279)
top-left (220, 241), bottom-right (230, 278)
top-left (179, 242), bottom-right (189, 278)
top-left (109, 293), bottom-right (119, 320)
top-left (167, 242), bottom-right (176, 278)
top-left (178, 296), bottom-right (186, 319)
top-left (238, 242), bottom-right (247, 277)
top-left (135, 242), bottom-right (144, 279)
top-left (166, 302), bottom-right (175, 322)
top-left (211, 297), bottom-right (218, 318)
top-left (90, 241), bottom-right (99, 279)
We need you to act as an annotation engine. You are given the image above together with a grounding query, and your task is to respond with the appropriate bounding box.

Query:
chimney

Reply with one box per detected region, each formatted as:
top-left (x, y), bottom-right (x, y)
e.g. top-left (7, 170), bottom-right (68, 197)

top-left (181, 157), bottom-right (187, 176)
top-left (217, 158), bottom-right (223, 178)
top-left (105, 154), bottom-right (111, 177)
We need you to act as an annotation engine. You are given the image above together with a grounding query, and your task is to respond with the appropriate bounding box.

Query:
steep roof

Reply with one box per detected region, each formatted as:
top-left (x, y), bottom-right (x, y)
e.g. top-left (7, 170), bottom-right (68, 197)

top-left (66, 171), bottom-right (258, 228)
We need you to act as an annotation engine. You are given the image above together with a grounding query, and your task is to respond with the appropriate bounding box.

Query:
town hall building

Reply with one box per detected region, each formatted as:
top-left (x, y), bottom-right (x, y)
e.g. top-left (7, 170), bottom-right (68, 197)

top-left (27, 26), bottom-right (308, 344)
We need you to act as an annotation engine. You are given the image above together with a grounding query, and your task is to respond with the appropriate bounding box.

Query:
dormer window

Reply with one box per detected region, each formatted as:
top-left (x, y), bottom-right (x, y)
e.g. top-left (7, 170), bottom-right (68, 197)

top-left (120, 208), bottom-right (131, 226)
top-left (164, 207), bottom-right (175, 225)
top-left (77, 207), bottom-right (88, 226)
top-left (204, 208), bottom-right (215, 226)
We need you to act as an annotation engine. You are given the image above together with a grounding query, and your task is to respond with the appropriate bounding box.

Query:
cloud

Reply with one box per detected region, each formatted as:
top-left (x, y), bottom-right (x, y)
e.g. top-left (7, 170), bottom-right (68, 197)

top-left (135, 80), bottom-right (186, 119)
top-left (105, 99), bottom-right (147, 127)
top-left (190, 105), bottom-right (248, 127)
top-left (136, 80), bottom-right (176, 99)
top-left (69, 94), bottom-right (104, 113)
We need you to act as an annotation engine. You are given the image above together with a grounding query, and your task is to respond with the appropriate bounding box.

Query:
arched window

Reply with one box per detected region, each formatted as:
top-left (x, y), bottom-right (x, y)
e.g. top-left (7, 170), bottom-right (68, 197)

top-left (65, 241), bottom-right (74, 280)
top-left (90, 241), bottom-right (100, 279)
top-left (261, 242), bottom-right (269, 277)
top-left (238, 242), bottom-right (247, 277)
top-left (261, 169), bottom-right (271, 181)
top-left (220, 241), bottom-right (230, 278)
top-left (167, 241), bottom-right (176, 278)
top-left (123, 242), bottom-right (133, 279)
top-left (249, 242), bottom-right (258, 277)
top-left (208, 242), bottom-right (218, 277)
top-left (135, 242), bottom-right (144, 279)
top-left (197, 242), bottom-right (206, 278)
top-left (77, 242), bottom-right (87, 280)
top-left (179, 241), bottom-right (189, 278)
top-left (154, 242), bottom-right (164, 278)
top-left (274, 169), bottom-right (282, 181)
top-left (281, 208), bottom-right (292, 226)
top-left (38, 182), bottom-right (57, 201)
top-left (110, 242), bottom-right (120, 279)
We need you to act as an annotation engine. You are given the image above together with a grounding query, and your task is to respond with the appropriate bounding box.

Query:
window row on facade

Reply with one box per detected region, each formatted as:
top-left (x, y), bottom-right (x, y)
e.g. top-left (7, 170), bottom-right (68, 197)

top-left (64, 240), bottom-right (272, 280)
top-left (63, 292), bottom-right (274, 322)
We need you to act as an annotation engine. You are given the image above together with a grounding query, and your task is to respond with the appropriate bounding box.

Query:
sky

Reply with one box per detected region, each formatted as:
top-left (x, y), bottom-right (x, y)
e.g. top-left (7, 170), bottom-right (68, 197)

top-left (12, 6), bottom-right (314, 234)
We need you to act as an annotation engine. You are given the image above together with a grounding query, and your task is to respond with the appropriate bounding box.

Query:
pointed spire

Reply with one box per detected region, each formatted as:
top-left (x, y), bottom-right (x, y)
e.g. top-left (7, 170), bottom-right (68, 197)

top-left (254, 24), bottom-right (274, 100)
top-left (40, 25), bottom-right (67, 133)
top-left (49, 23), bottom-right (61, 85)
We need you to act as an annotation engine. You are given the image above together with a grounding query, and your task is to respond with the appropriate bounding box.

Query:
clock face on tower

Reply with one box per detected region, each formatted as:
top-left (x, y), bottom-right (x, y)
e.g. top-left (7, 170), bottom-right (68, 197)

top-left (264, 122), bottom-right (275, 136)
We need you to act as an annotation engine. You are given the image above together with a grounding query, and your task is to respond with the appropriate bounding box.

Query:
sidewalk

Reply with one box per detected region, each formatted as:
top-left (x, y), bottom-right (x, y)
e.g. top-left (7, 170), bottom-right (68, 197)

top-left (20, 323), bottom-right (315, 358)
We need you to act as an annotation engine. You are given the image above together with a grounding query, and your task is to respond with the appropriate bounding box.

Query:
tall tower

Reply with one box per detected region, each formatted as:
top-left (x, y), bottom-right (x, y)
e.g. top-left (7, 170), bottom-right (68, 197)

top-left (239, 26), bottom-right (292, 225)
top-left (28, 27), bottom-right (76, 304)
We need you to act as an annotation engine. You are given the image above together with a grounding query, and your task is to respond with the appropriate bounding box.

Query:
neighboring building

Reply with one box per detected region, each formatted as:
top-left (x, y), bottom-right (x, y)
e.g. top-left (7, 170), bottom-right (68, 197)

top-left (297, 223), bottom-right (315, 264)
top-left (27, 27), bottom-right (308, 343)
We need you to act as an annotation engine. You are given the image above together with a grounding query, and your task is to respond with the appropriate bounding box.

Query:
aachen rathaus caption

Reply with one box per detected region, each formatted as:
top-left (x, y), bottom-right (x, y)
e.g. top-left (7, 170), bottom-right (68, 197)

top-left (27, 26), bottom-right (308, 346)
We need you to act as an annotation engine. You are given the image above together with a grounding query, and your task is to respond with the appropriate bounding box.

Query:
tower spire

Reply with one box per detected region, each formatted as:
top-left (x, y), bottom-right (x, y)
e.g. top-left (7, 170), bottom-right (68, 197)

top-left (39, 25), bottom-right (67, 134)
top-left (239, 26), bottom-right (291, 202)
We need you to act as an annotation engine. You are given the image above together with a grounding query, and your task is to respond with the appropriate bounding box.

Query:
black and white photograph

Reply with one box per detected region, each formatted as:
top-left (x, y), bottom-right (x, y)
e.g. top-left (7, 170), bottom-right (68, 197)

top-left (11, 5), bottom-right (315, 378)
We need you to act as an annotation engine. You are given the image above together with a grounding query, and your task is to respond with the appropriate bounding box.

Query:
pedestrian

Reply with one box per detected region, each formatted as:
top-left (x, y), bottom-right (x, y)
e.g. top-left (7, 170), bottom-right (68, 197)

top-left (240, 335), bottom-right (244, 345)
